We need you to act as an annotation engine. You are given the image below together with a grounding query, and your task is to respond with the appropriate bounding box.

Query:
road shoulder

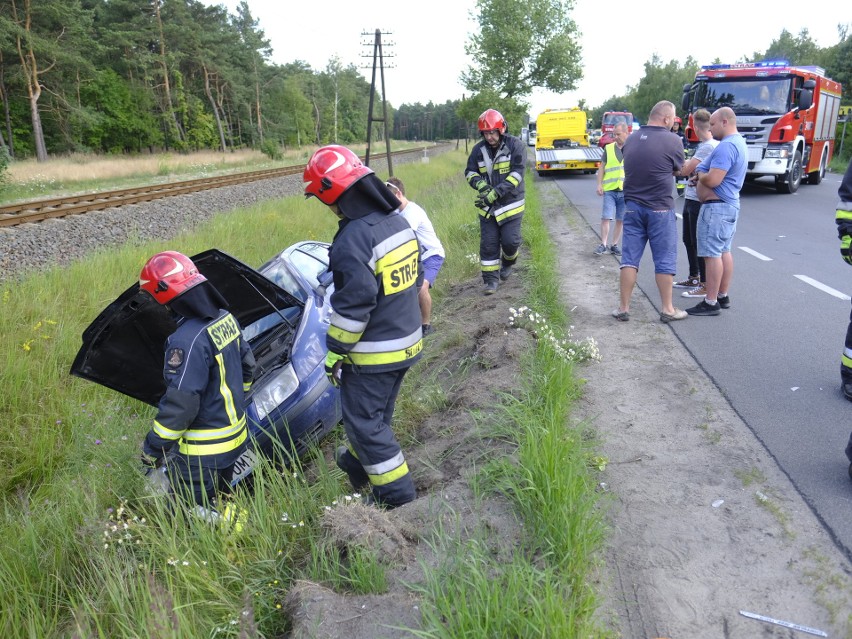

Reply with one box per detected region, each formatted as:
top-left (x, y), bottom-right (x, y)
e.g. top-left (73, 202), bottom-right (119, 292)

top-left (537, 177), bottom-right (852, 637)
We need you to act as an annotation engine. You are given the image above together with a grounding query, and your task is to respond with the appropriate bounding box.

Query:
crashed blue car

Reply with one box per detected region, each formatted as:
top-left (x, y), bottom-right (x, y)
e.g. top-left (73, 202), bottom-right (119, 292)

top-left (70, 241), bottom-right (341, 486)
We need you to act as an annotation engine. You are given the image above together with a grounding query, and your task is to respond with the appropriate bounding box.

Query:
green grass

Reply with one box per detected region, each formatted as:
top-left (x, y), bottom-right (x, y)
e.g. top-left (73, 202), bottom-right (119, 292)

top-left (0, 150), bottom-right (609, 637)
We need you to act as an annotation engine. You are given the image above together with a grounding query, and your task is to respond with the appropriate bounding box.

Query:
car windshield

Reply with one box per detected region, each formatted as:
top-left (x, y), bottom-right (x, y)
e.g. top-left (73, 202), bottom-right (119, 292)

top-left (695, 77), bottom-right (791, 115)
top-left (242, 307), bottom-right (300, 342)
top-left (603, 114), bottom-right (631, 126)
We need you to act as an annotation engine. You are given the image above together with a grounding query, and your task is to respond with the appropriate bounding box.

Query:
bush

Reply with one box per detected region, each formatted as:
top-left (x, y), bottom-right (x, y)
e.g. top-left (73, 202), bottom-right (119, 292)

top-left (260, 138), bottom-right (282, 161)
top-left (0, 145), bottom-right (10, 189)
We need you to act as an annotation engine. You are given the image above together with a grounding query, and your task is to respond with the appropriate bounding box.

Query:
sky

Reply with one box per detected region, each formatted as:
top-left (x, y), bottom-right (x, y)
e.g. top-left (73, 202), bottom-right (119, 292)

top-left (202, 0), bottom-right (848, 120)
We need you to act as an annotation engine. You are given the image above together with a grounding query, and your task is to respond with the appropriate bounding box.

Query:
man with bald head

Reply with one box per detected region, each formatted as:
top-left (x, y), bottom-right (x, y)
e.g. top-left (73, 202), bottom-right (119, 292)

top-left (612, 100), bottom-right (686, 323)
top-left (685, 106), bottom-right (747, 316)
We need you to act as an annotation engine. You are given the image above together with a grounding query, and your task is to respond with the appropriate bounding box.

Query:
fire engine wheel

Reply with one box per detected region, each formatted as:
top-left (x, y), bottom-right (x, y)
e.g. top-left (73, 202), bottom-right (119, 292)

top-left (806, 151), bottom-right (827, 185)
top-left (776, 150), bottom-right (802, 194)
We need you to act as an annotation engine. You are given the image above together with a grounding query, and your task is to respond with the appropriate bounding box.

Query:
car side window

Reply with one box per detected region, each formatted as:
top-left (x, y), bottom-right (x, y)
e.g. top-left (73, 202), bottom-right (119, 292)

top-left (288, 248), bottom-right (329, 291)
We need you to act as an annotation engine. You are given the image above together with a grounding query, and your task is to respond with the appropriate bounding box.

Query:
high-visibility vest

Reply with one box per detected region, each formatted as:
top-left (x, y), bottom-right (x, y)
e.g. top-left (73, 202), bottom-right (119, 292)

top-left (602, 143), bottom-right (625, 191)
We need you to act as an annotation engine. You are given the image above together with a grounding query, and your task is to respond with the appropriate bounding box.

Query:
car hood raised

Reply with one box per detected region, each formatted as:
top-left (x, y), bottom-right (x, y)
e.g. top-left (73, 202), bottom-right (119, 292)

top-left (70, 249), bottom-right (304, 406)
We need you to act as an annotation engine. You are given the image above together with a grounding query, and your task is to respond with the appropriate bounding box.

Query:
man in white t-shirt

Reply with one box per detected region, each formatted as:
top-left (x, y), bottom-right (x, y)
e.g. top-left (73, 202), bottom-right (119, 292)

top-left (386, 177), bottom-right (445, 336)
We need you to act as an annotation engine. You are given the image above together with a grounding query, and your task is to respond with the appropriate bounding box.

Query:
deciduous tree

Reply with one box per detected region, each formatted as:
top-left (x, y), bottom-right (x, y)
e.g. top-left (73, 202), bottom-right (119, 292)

top-left (463, 0), bottom-right (582, 102)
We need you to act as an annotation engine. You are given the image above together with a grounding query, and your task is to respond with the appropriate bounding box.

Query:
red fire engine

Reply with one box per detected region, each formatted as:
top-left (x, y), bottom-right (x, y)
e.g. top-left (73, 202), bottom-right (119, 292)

top-left (681, 59), bottom-right (842, 194)
top-left (598, 111), bottom-right (634, 148)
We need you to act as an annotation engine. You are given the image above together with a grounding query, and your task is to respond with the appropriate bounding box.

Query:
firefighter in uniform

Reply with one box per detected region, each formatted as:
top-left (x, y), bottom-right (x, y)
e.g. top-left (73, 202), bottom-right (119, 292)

top-left (139, 251), bottom-right (256, 511)
top-left (465, 108), bottom-right (526, 295)
top-left (835, 162), bottom-right (852, 478)
top-left (303, 145), bottom-right (422, 508)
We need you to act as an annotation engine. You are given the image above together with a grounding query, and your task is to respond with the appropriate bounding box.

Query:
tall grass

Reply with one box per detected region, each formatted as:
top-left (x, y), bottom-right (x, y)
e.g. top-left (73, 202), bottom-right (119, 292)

top-left (0, 149), bottom-right (609, 637)
top-left (407, 178), bottom-right (609, 638)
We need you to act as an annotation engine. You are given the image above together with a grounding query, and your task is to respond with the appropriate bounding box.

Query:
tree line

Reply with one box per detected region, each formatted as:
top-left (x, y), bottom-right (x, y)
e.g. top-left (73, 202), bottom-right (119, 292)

top-left (0, 0), bottom-right (586, 163)
top-left (0, 0), bottom-right (411, 161)
top-left (0, 0), bottom-right (848, 165)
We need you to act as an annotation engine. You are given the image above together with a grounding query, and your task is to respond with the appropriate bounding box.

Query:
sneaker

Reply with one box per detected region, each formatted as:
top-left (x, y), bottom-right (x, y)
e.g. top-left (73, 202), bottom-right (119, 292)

top-left (611, 309), bottom-right (630, 321)
top-left (593, 243), bottom-right (609, 256)
top-left (673, 276), bottom-right (700, 289)
top-left (499, 264), bottom-right (513, 281)
top-left (717, 295), bottom-right (731, 309)
top-left (483, 281), bottom-right (498, 295)
top-left (685, 300), bottom-right (721, 316)
top-left (660, 308), bottom-right (688, 323)
top-left (609, 244), bottom-right (622, 256)
top-left (843, 383), bottom-right (852, 402)
top-left (681, 284), bottom-right (706, 298)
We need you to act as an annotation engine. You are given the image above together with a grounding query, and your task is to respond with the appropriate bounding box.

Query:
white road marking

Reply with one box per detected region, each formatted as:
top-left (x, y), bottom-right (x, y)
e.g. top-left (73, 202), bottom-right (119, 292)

top-left (738, 246), bottom-right (772, 261)
top-left (793, 274), bottom-right (851, 301)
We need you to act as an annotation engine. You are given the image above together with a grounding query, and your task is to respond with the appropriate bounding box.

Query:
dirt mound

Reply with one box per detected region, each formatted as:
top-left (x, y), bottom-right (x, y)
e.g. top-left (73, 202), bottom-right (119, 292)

top-left (286, 272), bottom-right (531, 638)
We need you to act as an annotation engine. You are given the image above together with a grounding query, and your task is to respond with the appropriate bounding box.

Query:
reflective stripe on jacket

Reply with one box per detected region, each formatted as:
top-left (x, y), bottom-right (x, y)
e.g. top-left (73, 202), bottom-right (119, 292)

top-left (327, 211), bottom-right (424, 372)
top-left (602, 142), bottom-right (625, 191)
top-left (145, 309), bottom-right (255, 460)
top-left (836, 163), bottom-right (852, 264)
top-left (465, 134), bottom-right (526, 225)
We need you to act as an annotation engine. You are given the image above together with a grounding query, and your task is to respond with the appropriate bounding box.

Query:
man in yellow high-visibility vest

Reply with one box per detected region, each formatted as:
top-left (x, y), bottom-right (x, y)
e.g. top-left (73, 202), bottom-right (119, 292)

top-left (594, 122), bottom-right (629, 257)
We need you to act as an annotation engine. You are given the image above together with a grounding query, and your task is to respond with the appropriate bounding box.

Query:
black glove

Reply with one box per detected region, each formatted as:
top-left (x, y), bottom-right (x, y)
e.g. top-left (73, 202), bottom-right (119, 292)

top-left (475, 187), bottom-right (499, 210)
top-left (481, 187), bottom-right (499, 205)
top-left (842, 234), bottom-right (852, 266)
top-left (472, 178), bottom-right (489, 193)
top-left (140, 451), bottom-right (163, 472)
top-left (325, 351), bottom-right (344, 387)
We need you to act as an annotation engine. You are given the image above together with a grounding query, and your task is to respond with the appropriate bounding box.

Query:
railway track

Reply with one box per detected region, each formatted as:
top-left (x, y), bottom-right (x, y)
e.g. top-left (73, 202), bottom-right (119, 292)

top-left (0, 146), bottom-right (435, 228)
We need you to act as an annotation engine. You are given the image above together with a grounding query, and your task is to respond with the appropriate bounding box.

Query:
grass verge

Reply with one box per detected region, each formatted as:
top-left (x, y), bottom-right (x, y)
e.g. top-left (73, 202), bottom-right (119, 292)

top-left (0, 149), bottom-right (608, 637)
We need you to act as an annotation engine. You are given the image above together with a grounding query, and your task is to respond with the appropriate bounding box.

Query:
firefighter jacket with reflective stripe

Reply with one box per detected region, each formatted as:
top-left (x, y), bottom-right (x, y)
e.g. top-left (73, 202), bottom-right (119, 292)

top-left (144, 309), bottom-right (256, 462)
top-left (465, 134), bottom-right (526, 225)
top-left (602, 142), bottom-right (625, 191)
top-left (836, 163), bottom-right (852, 264)
top-left (327, 211), bottom-right (424, 372)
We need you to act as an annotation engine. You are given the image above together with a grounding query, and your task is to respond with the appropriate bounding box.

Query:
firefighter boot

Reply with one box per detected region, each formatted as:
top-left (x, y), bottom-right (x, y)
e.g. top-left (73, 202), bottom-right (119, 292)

top-left (500, 249), bottom-right (518, 281)
top-left (483, 271), bottom-right (500, 295)
top-left (336, 446), bottom-right (370, 491)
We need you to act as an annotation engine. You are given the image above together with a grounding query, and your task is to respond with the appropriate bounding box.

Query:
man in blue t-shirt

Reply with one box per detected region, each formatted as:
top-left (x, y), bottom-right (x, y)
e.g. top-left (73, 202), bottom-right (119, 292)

top-left (685, 107), bottom-right (747, 317)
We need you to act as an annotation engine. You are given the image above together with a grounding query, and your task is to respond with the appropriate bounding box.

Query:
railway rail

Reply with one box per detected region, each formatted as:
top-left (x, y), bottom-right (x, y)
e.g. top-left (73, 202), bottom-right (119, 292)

top-left (0, 146), bottom-right (436, 228)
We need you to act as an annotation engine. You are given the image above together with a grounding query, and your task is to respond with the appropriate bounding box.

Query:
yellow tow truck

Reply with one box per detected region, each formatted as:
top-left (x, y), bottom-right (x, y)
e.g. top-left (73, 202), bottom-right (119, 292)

top-left (534, 108), bottom-right (603, 176)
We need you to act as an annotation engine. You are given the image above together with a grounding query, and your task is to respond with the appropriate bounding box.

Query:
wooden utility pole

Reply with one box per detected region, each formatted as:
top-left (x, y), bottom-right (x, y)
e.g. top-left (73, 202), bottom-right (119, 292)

top-left (361, 29), bottom-right (394, 173)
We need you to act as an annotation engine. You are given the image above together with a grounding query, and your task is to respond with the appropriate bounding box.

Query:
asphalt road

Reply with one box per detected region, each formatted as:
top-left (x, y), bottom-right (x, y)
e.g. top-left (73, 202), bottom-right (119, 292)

top-left (550, 167), bottom-right (852, 561)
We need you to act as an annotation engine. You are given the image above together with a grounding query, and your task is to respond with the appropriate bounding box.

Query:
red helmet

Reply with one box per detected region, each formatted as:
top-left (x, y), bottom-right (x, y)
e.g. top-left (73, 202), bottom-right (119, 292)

top-left (674, 116), bottom-right (682, 124)
top-left (303, 145), bottom-right (373, 205)
top-left (139, 251), bottom-right (206, 305)
top-left (478, 109), bottom-right (507, 134)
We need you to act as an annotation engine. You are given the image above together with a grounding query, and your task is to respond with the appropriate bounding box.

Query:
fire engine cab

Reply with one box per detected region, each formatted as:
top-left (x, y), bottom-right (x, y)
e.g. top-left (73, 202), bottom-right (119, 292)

top-left (598, 111), bottom-right (634, 148)
top-left (681, 59), bottom-right (842, 194)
